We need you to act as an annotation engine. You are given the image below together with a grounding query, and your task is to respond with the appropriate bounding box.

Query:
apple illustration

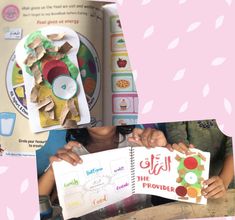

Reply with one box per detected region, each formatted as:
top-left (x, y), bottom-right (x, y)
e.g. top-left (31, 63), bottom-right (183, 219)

top-left (117, 58), bottom-right (127, 68)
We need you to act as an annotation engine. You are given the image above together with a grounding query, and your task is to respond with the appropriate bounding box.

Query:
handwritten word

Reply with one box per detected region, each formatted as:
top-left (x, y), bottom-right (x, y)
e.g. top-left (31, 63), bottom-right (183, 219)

top-left (140, 154), bottom-right (171, 175)
top-left (142, 183), bottom-right (175, 192)
top-left (114, 166), bottom-right (124, 173)
top-left (67, 201), bottom-right (80, 207)
top-left (116, 182), bottom-right (129, 190)
top-left (64, 178), bottom-right (79, 188)
top-left (86, 167), bottom-right (103, 176)
top-left (137, 176), bottom-right (149, 182)
top-left (93, 195), bottom-right (107, 206)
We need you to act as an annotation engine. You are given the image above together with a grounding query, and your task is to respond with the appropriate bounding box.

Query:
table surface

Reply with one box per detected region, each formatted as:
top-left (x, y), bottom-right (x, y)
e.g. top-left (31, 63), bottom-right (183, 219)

top-left (107, 189), bottom-right (235, 220)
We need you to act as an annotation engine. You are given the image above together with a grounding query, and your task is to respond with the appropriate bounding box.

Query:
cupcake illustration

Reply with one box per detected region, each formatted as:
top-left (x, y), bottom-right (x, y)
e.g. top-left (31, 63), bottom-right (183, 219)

top-left (120, 99), bottom-right (128, 111)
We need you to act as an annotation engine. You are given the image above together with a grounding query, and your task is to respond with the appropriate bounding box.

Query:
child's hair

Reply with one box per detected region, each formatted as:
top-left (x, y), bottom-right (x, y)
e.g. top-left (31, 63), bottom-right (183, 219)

top-left (66, 125), bottom-right (135, 146)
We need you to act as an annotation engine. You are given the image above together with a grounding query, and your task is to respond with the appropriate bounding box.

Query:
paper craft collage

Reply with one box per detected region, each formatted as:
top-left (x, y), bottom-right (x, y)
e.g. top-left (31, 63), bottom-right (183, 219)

top-left (0, 0), bottom-right (235, 220)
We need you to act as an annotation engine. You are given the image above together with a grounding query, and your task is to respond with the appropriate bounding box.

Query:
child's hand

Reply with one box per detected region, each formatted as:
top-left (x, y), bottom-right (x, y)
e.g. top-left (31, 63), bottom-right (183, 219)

top-left (128, 128), bottom-right (167, 148)
top-left (49, 141), bottom-right (83, 166)
top-left (166, 142), bottom-right (195, 154)
top-left (201, 176), bottom-right (227, 199)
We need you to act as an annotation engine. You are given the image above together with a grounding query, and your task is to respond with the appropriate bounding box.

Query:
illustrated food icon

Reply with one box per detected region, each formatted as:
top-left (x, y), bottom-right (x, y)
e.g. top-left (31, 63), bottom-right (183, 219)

top-left (116, 79), bottom-right (130, 89)
top-left (117, 58), bottom-right (127, 68)
top-left (175, 152), bottom-right (206, 203)
top-left (120, 99), bottom-right (128, 111)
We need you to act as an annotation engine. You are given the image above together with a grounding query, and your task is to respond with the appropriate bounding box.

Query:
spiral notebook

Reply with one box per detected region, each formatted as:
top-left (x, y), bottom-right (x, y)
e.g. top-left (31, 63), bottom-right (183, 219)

top-left (52, 147), bottom-right (210, 220)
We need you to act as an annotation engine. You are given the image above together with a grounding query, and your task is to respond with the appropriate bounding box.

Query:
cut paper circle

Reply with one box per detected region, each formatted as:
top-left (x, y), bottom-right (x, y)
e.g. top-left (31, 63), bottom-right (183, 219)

top-left (185, 172), bottom-right (198, 185)
top-left (187, 187), bottom-right (198, 198)
top-left (175, 186), bottom-right (187, 197)
top-left (52, 75), bottom-right (78, 100)
top-left (184, 157), bottom-right (198, 169)
top-left (42, 60), bottom-right (70, 84)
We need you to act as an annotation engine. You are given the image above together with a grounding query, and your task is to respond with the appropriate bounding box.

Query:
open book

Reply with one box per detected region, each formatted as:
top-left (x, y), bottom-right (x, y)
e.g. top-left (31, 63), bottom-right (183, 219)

top-left (0, 0), bottom-right (138, 153)
top-left (52, 147), bottom-right (210, 219)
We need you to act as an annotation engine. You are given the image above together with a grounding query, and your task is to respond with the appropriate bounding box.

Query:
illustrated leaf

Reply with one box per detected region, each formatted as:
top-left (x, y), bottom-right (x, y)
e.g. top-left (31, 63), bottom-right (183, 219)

top-left (179, 102), bottom-right (188, 113)
top-left (143, 25), bottom-right (155, 39)
top-left (215, 16), bottom-right (224, 29)
top-left (20, 178), bottom-right (29, 194)
top-left (142, 0), bottom-right (152, 5)
top-left (211, 57), bottom-right (226, 66)
top-left (224, 98), bottom-right (232, 115)
top-left (168, 37), bottom-right (180, 50)
top-left (187, 22), bottom-right (201, 32)
top-left (202, 84), bottom-right (210, 97)
top-left (6, 207), bottom-right (14, 220)
top-left (173, 68), bottom-right (186, 81)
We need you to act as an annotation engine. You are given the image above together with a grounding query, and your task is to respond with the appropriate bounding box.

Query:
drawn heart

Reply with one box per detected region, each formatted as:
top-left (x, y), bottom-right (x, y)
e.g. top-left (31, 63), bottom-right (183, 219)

top-left (61, 84), bottom-right (67, 90)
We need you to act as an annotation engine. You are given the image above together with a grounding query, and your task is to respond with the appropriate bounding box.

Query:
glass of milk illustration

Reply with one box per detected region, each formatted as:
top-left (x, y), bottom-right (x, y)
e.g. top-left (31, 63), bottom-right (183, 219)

top-left (0, 112), bottom-right (16, 136)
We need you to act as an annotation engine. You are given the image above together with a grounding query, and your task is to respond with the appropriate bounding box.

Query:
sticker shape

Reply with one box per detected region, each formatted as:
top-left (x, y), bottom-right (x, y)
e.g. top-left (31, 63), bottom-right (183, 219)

top-left (111, 34), bottom-right (126, 52)
top-left (112, 115), bottom-right (138, 126)
top-left (111, 53), bottom-right (131, 73)
top-left (4, 28), bottom-right (22, 40)
top-left (112, 74), bottom-right (134, 92)
top-left (112, 94), bottom-right (137, 114)
top-left (110, 16), bottom-right (122, 33)
top-left (0, 112), bottom-right (16, 136)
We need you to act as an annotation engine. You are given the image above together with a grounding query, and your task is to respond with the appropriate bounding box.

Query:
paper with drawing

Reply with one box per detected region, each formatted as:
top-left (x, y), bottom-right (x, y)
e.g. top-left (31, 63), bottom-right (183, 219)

top-left (52, 147), bottom-right (210, 219)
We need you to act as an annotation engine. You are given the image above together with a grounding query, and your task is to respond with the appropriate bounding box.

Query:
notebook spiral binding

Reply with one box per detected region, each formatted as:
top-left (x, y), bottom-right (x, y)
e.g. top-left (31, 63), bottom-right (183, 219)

top-left (129, 147), bottom-right (135, 194)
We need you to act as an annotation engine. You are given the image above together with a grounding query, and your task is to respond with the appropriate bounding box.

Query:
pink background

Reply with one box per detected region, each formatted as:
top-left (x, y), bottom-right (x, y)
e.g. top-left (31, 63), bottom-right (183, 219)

top-left (1, 0), bottom-right (235, 219)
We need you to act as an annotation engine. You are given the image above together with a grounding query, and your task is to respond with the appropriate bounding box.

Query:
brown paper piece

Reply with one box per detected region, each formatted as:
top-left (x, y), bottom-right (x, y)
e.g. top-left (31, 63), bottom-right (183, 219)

top-left (54, 53), bottom-right (65, 60)
top-left (175, 155), bottom-right (182, 161)
top-left (67, 99), bottom-right (79, 116)
top-left (198, 165), bottom-right (205, 171)
top-left (44, 100), bottom-right (55, 112)
top-left (35, 45), bottom-right (46, 60)
top-left (47, 33), bottom-right (65, 41)
top-left (46, 47), bottom-right (59, 53)
top-left (31, 64), bottom-right (43, 84)
top-left (59, 42), bottom-right (73, 54)
top-left (176, 177), bottom-right (182, 183)
top-left (24, 53), bottom-right (37, 67)
top-left (178, 169), bottom-right (186, 175)
top-left (196, 196), bottom-right (202, 203)
top-left (38, 97), bottom-right (52, 110)
top-left (63, 119), bottom-right (78, 129)
top-left (27, 37), bottom-right (42, 49)
top-left (198, 153), bottom-right (206, 161)
top-left (60, 105), bottom-right (70, 125)
top-left (30, 85), bottom-right (39, 103)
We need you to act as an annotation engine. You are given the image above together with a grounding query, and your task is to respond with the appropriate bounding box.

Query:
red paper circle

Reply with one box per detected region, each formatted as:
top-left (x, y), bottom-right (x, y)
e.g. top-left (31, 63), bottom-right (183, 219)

top-left (175, 186), bottom-right (187, 197)
top-left (184, 157), bottom-right (198, 170)
top-left (42, 60), bottom-right (69, 84)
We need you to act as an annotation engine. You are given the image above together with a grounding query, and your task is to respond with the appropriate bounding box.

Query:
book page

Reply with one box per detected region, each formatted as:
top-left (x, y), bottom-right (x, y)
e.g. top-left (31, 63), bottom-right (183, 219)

top-left (52, 147), bottom-right (132, 219)
top-left (102, 4), bottom-right (139, 126)
top-left (0, 0), bottom-right (105, 154)
top-left (133, 147), bottom-right (210, 205)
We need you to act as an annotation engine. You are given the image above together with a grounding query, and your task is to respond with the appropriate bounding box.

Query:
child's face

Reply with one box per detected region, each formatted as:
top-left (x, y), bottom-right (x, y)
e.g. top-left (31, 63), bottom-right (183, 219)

top-left (88, 126), bottom-right (116, 138)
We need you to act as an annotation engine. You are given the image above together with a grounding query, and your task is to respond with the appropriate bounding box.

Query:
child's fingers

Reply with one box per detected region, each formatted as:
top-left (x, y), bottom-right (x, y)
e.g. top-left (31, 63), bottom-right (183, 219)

top-left (172, 143), bottom-right (186, 154)
top-left (150, 130), bottom-right (167, 147)
top-left (189, 144), bottom-right (195, 148)
top-left (49, 155), bottom-right (62, 164)
top-left (128, 137), bottom-right (143, 146)
top-left (203, 176), bottom-right (218, 186)
top-left (56, 149), bottom-right (82, 165)
top-left (178, 142), bottom-right (189, 153)
top-left (166, 143), bottom-right (174, 152)
top-left (65, 141), bottom-right (81, 150)
top-left (203, 185), bottom-right (225, 199)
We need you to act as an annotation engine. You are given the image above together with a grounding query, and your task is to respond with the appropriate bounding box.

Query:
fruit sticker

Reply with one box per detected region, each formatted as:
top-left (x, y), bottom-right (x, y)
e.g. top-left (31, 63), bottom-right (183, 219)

top-left (15, 26), bottom-right (90, 133)
top-left (175, 151), bottom-right (210, 204)
top-left (111, 53), bottom-right (131, 73)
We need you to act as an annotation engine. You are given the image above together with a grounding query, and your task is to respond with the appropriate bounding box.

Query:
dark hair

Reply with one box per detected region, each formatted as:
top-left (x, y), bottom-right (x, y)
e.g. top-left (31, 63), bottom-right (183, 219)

top-left (66, 125), bottom-right (135, 146)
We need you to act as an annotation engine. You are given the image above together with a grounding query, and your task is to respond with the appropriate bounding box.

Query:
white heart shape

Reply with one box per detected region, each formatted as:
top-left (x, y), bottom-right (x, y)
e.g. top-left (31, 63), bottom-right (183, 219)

top-left (142, 100), bottom-right (154, 114)
top-left (179, 102), bottom-right (188, 113)
top-left (203, 84), bottom-right (210, 97)
top-left (173, 68), bottom-right (186, 81)
top-left (224, 98), bottom-right (232, 115)
top-left (168, 37), bottom-right (180, 50)
top-left (211, 57), bottom-right (226, 66)
top-left (20, 178), bottom-right (29, 194)
top-left (215, 16), bottom-right (224, 29)
top-left (0, 166), bottom-right (8, 175)
top-left (143, 25), bottom-right (155, 39)
top-left (187, 22), bottom-right (201, 32)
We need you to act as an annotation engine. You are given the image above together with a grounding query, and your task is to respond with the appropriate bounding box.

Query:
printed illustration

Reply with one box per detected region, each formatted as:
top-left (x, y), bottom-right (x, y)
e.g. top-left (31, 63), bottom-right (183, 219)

top-left (111, 34), bottom-right (126, 52)
top-left (112, 53), bottom-right (131, 73)
top-left (0, 112), bottom-right (16, 136)
top-left (15, 26), bottom-right (91, 132)
top-left (110, 16), bottom-right (122, 34)
top-left (112, 74), bottom-right (135, 92)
